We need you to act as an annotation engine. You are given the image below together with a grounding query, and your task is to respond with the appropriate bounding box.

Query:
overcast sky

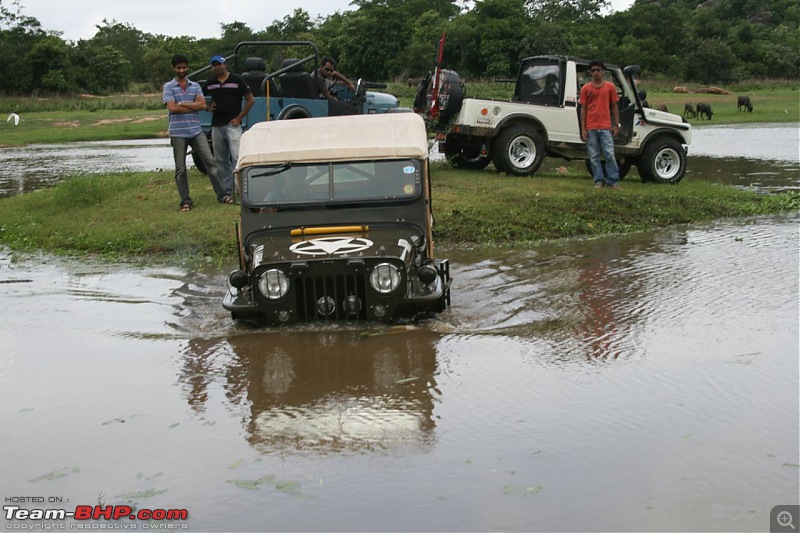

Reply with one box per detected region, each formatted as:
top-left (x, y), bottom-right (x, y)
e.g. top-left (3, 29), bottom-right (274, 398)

top-left (19, 0), bottom-right (634, 42)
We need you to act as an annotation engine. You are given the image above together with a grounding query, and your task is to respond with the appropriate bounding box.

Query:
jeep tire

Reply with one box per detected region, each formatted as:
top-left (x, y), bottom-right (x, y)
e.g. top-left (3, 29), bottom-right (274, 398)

top-left (492, 125), bottom-right (545, 176)
top-left (637, 137), bottom-right (687, 184)
top-left (447, 147), bottom-right (491, 170)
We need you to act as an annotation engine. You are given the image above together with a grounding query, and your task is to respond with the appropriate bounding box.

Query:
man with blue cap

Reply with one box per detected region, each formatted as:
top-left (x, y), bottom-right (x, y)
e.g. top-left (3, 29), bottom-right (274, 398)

top-left (204, 55), bottom-right (255, 197)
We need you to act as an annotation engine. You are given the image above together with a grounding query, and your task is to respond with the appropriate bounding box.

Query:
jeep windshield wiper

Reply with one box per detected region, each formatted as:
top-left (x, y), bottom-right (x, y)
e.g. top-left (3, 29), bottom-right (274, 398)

top-left (249, 163), bottom-right (291, 178)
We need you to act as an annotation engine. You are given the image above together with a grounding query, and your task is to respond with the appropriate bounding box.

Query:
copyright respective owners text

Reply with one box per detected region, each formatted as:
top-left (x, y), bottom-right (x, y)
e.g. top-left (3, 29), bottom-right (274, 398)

top-left (772, 505), bottom-right (800, 533)
top-left (3, 496), bottom-right (189, 530)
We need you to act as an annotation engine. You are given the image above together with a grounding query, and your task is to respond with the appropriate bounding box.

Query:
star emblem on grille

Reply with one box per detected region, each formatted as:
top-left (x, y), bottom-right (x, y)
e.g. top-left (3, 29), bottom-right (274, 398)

top-left (289, 237), bottom-right (374, 257)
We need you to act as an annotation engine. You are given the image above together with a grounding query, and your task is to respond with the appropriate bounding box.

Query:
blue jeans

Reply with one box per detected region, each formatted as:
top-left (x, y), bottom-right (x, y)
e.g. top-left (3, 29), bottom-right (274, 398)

top-left (586, 129), bottom-right (619, 185)
top-left (170, 133), bottom-right (227, 206)
top-left (211, 125), bottom-right (243, 196)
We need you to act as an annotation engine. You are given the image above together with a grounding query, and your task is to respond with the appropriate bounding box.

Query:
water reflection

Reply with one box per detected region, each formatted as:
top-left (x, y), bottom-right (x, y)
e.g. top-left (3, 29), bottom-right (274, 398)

top-left (0, 139), bottom-right (173, 197)
top-left (180, 329), bottom-right (440, 454)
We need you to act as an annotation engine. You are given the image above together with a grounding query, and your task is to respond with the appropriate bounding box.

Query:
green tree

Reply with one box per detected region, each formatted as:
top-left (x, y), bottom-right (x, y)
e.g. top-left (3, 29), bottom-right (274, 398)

top-left (527, 0), bottom-right (610, 22)
top-left (141, 36), bottom-right (208, 90)
top-left (27, 35), bottom-right (72, 93)
top-left (683, 37), bottom-right (738, 83)
top-left (215, 21), bottom-right (255, 56)
top-left (398, 10), bottom-right (449, 77)
top-left (336, 3), bottom-right (411, 80)
top-left (72, 42), bottom-right (131, 94)
top-left (88, 20), bottom-right (149, 82)
top-left (0, 0), bottom-right (47, 93)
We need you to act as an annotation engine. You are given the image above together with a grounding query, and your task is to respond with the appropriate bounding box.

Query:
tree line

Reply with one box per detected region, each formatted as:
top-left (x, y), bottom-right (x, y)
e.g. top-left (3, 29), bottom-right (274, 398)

top-left (0, 0), bottom-right (797, 96)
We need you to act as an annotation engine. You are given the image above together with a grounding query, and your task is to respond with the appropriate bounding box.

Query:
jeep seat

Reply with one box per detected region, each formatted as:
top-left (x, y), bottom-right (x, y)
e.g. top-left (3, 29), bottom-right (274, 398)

top-left (278, 58), bottom-right (318, 99)
top-left (241, 57), bottom-right (278, 97)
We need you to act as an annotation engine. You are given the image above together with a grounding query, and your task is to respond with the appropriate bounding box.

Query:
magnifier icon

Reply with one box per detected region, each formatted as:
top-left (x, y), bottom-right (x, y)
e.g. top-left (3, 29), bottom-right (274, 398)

top-left (778, 511), bottom-right (796, 530)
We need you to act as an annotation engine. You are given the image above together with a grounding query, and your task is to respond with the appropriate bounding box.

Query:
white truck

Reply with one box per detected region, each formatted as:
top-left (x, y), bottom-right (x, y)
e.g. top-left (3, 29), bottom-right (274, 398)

top-left (430, 56), bottom-right (691, 183)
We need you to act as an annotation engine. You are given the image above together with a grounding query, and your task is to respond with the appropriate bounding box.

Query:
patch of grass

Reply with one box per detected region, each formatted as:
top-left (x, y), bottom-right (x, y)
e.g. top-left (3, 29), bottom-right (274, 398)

top-left (0, 166), bottom-right (797, 258)
top-left (0, 109), bottom-right (167, 146)
top-left (430, 164), bottom-right (799, 245)
top-left (0, 170), bottom-right (240, 259)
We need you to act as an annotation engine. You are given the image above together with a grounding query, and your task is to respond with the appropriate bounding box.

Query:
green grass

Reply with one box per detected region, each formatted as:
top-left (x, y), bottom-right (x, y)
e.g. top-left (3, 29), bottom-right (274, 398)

top-left (0, 109), bottom-right (167, 146)
top-left (0, 171), bottom-right (240, 259)
top-left (0, 165), bottom-right (797, 258)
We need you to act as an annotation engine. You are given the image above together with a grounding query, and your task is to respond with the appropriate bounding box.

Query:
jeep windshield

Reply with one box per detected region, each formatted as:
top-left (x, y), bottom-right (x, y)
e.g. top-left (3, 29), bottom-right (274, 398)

top-left (242, 159), bottom-right (421, 207)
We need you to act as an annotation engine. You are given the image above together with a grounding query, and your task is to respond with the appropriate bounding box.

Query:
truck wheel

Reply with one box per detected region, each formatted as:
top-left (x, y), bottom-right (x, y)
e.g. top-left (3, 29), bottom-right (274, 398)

top-left (492, 126), bottom-right (545, 176)
top-left (637, 137), bottom-right (686, 184)
top-left (447, 148), bottom-right (491, 170)
top-left (584, 158), bottom-right (632, 180)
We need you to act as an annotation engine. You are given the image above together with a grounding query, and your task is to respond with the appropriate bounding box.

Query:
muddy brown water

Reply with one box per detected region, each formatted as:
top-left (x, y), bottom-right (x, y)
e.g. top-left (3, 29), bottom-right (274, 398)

top-left (1, 213), bottom-right (798, 531)
top-left (0, 124), bottom-right (798, 531)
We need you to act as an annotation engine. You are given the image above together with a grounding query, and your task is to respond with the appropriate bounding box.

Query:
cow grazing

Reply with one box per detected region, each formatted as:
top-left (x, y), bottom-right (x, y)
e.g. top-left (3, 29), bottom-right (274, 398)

top-left (657, 104), bottom-right (669, 112)
top-left (684, 103), bottom-right (697, 119)
top-left (696, 102), bottom-right (713, 120)
top-left (737, 95), bottom-right (753, 112)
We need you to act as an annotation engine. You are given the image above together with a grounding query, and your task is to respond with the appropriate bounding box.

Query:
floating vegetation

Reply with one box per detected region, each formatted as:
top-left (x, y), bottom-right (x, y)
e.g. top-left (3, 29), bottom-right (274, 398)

top-left (275, 481), bottom-right (302, 495)
top-left (101, 414), bottom-right (139, 425)
top-left (225, 476), bottom-right (276, 491)
top-left (168, 422), bottom-right (180, 429)
top-left (395, 377), bottom-right (419, 384)
top-left (115, 488), bottom-right (167, 499)
top-left (228, 460), bottom-right (244, 469)
top-left (502, 485), bottom-right (542, 496)
top-left (30, 466), bottom-right (80, 482)
top-left (226, 476), bottom-right (308, 497)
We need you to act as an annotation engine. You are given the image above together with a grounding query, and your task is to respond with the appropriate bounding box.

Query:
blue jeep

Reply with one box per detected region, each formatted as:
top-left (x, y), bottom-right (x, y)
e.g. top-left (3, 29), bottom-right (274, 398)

top-left (188, 41), bottom-right (402, 171)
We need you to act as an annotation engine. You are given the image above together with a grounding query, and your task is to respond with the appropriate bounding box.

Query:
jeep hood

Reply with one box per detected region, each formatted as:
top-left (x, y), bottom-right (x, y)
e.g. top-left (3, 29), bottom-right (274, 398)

top-left (248, 226), bottom-right (425, 269)
top-left (640, 108), bottom-right (691, 131)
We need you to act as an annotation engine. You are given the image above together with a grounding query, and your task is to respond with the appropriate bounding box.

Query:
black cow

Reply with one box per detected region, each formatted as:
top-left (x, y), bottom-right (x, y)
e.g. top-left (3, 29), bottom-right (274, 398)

top-left (696, 102), bottom-right (713, 120)
top-left (737, 95), bottom-right (753, 112)
top-left (683, 102), bottom-right (697, 119)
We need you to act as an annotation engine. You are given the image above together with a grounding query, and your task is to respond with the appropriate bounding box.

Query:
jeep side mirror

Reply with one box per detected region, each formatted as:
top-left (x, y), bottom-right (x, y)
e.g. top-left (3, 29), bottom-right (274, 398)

top-left (623, 65), bottom-right (641, 77)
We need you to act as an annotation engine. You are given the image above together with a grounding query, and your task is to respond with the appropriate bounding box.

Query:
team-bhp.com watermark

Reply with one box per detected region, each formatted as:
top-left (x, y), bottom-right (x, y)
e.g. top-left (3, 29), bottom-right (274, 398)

top-left (4, 497), bottom-right (188, 530)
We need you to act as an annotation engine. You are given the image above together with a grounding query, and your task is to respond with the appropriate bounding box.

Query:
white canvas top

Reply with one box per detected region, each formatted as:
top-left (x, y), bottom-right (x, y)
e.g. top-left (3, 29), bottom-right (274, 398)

top-left (237, 112), bottom-right (429, 167)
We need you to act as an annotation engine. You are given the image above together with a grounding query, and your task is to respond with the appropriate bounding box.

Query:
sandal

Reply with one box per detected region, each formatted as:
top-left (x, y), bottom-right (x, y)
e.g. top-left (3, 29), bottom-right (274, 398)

top-left (180, 203), bottom-right (192, 212)
top-left (221, 196), bottom-right (235, 205)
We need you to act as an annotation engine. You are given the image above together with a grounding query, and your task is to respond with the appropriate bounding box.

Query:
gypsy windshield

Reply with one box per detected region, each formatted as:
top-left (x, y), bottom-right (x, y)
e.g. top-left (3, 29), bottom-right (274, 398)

top-left (243, 160), bottom-right (422, 206)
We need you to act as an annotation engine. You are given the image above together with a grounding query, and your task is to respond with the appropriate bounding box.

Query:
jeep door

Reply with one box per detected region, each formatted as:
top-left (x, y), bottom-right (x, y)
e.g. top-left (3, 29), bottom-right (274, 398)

top-left (514, 57), bottom-right (581, 143)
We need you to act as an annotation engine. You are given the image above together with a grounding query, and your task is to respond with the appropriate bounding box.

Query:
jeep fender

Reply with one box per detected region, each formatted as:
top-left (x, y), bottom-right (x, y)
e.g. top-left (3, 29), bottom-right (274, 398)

top-left (494, 114), bottom-right (549, 143)
top-left (638, 128), bottom-right (689, 155)
top-left (278, 105), bottom-right (312, 120)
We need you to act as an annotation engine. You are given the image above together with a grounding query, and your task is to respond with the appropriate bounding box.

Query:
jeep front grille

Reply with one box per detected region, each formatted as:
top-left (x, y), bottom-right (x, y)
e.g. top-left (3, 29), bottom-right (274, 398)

top-left (293, 274), bottom-right (368, 321)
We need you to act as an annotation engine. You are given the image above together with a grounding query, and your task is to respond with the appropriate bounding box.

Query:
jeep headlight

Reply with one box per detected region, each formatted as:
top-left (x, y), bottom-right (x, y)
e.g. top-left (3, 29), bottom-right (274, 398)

top-left (369, 263), bottom-right (401, 294)
top-left (257, 269), bottom-right (289, 300)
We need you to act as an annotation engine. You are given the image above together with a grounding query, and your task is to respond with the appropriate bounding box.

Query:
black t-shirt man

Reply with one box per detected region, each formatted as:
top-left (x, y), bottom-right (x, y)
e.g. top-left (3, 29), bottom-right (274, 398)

top-left (204, 71), bottom-right (253, 126)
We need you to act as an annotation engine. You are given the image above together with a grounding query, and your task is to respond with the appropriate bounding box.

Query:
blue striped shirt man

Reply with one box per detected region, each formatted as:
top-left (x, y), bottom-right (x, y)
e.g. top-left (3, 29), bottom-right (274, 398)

top-left (162, 78), bottom-right (204, 138)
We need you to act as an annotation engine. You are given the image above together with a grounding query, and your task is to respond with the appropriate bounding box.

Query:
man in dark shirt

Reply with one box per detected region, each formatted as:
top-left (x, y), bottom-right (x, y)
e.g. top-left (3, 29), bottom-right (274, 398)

top-left (204, 55), bottom-right (255, 196)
